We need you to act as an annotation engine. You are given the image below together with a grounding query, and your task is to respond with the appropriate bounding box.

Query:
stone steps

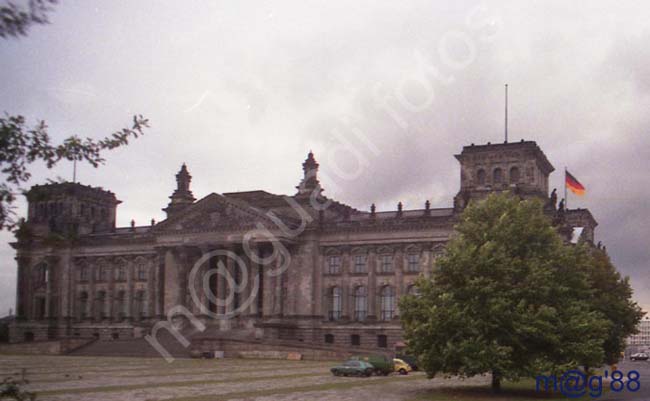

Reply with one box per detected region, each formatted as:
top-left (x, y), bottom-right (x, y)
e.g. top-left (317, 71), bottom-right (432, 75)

top-left (69, 329), bottom-right (194, 359)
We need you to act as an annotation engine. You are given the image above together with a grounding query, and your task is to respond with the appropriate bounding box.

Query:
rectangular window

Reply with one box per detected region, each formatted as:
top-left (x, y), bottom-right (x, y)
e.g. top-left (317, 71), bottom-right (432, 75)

top-left (326, 255), bottom-right (341, 275)
top-left (137, 265), bottom-right (147, 281)
top-left (351, 334), bottom-right (361, 346)
top-left (380, 255), bottom-right (393, 273)
top-left (353, 255), bottom-right (367, 273)
top-left (407, 253), bottom-right (420, 272)
top-left (377, 335), bottom-right (388, 348)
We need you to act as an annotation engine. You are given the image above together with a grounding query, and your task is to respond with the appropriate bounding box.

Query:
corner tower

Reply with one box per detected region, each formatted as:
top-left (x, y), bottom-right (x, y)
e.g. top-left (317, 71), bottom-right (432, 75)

top-left (295, 151), bottom-right (323, 198)
top-left (163, 163), bottom-right (196, 219)
top-left (453, 140), bottom-right (555, 209)
top-left (25, 182), bottom-right (120, 236)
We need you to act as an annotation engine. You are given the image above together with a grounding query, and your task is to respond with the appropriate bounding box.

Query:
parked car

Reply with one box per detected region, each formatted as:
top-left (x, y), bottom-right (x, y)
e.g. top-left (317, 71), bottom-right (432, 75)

top-left (393, 358), bottom-right (412, 375)
top-left (630, 352), bottom-right (649, 361)
top-left (350, 354), bottom-right (394, 375)
top-left (395, 354), bottom-right (419, 371)
top-left (330, 360), bottom-right (374, 377)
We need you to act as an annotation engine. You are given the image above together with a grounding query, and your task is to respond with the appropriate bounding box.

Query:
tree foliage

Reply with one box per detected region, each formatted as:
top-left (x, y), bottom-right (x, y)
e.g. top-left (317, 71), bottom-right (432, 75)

top-left (585, 249), bottom-right (644, 365)
top-left (0, 376), bottom-right (35, 400)
top-left (399, 193), bottom-right (641, 391)
top-left (1, 1), bottom-right (150, 231)
top-left (0, 114), bottom-right (149, 230)
top-left (0, 0), bottom-right (56, 39)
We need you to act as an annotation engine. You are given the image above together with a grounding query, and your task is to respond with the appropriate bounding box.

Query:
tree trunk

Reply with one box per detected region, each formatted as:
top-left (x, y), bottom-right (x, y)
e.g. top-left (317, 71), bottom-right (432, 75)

top-left (491, 371), bottom-right (501, 392)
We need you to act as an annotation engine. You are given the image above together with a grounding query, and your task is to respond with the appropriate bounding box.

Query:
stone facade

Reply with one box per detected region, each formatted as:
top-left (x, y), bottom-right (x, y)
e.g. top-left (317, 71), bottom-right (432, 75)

top-left (8, 141), bottom-right (598, 353)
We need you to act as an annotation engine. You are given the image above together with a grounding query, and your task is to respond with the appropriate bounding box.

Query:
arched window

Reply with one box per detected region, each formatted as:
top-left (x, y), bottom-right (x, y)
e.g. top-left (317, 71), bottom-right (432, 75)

top-left (115, 266), bottom-right (126, 282)
top-left (407, 284), bottom-right (420, 297)
top-left (134, 290), bottom-right (146, 319)
top-left (96, 291), bottom-right (107, 319)
top-left (136, 261), bottom-right (147, 281)
top-left (380, 286), bottom-right (395, 321)
top-left (114, 290), bottom-right (126, 319)
top-left (477, 169), bottom-right (486, 185)
top-left (509, 166), bottom-right (520, 183)
top-left (493, 168), bottom-right (503, 184)
top-left (78, 265), bottom-right (88, 281)
top-left (33, 263), bottom-right (49, 288)
top-left (78, 292), bottom-right (88, 320)
top-left (96, 263), bottom-right (109, 282)
top-left (329, 287), bottom-right (342, 321)
top-left (354, 286), bottom-right (367, 321)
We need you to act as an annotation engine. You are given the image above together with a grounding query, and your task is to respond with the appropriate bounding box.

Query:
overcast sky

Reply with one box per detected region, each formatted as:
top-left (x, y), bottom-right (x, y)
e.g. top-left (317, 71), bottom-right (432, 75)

top-left (1, 0), bottom-right (649, 316)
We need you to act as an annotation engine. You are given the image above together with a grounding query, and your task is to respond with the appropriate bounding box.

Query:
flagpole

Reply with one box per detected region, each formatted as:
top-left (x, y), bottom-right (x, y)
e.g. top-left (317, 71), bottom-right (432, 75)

top-left (564, 166), bottom-right (569, 210)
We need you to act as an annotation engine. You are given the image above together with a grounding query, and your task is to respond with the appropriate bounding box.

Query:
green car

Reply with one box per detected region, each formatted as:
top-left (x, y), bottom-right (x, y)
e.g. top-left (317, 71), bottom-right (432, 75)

top-left (350, 354), bottom-right (394, 375)
top-left (330, 360), bottom-right (374, 377)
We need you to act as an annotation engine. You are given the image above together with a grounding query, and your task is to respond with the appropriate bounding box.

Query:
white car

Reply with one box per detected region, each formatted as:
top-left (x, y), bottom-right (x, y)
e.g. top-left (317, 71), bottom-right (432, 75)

top-left (630, 352), bottom-right (649, 361)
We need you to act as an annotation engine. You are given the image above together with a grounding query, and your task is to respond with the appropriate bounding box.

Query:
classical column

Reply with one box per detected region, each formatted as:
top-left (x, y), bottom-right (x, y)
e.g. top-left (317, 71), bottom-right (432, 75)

top-left (225, 246), bottom-right (236, 316)
top-left (367, 248), bottom-right (377, 320)
top-left (246, 243), bottom-right (260, 316)
top-left (273, 255), bottom-right (284, 317)
top-left (262, 248), bottom-right (274, 318)
top-left (192, 246), bottom-right (210, 317)
top-left (216, 252), bottom-right (227, 316)
top-left (176, 247), bottom-right (190, 309)
top-left (147, 248), bottom-right (162, 319)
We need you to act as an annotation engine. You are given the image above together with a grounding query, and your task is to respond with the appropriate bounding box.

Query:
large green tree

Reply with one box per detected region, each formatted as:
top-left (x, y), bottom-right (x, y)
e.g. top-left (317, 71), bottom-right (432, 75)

top-left (583, 248), bottom-right (643, 365)
top-left (400, 193), bottom-right (611, 391)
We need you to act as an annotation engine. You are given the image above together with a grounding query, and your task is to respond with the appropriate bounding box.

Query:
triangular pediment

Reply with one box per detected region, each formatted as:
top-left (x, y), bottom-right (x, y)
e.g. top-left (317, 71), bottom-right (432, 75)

top-left (153, 193), bottom-right (280, 233)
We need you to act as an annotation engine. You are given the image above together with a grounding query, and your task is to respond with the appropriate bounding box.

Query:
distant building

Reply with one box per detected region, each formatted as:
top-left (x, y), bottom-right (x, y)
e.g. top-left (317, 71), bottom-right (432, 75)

top-left (627, 315), bottom-right (650, 347)
top-left (8, 141), bottom-right (597, 354)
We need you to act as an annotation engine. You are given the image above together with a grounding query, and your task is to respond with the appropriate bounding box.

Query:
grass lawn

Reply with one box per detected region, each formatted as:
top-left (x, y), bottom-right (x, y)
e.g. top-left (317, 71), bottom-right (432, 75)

top-left (412, 379), bottom-right (596, 401)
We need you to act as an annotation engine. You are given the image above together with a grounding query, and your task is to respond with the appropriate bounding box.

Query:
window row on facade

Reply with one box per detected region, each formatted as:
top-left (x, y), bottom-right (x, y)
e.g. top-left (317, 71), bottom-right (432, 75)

top-left (75, 259), bottom-right (150, 283)
top-left (326, 284), bottom-right (419, 322)
top-left (324, 333), bottom-right (390, 348)
top-left (75, 289), bottom-right (148, 321)
top-left (475, 165), bottom-right (521, 186)
top-left (324, 252), bottom-right (424, 275)
top-left (31, 201), bottom-right (109, 221)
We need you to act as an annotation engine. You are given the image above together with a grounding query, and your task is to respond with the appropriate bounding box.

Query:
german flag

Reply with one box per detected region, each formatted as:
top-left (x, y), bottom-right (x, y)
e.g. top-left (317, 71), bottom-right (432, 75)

top-left (566, 170), bottom-right (586, 196)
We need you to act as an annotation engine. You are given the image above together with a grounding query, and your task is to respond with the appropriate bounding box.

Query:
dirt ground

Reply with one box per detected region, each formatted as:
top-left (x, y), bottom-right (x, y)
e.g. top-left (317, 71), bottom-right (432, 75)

top-left (0, 355), bottom-right (489, 401)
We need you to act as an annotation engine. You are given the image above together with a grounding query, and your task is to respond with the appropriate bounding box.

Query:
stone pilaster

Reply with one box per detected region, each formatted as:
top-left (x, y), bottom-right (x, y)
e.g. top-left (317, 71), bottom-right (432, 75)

top-left (15, 255), bottom-right (30, 319)
top-left (341, 249), bottom-right (351, 320)
top-left (394, 247), bottom-right (404, 317)
top-left (126, 257), bottom-right (134, 320)
top-left (367, 248), bottom-right (377, 320)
